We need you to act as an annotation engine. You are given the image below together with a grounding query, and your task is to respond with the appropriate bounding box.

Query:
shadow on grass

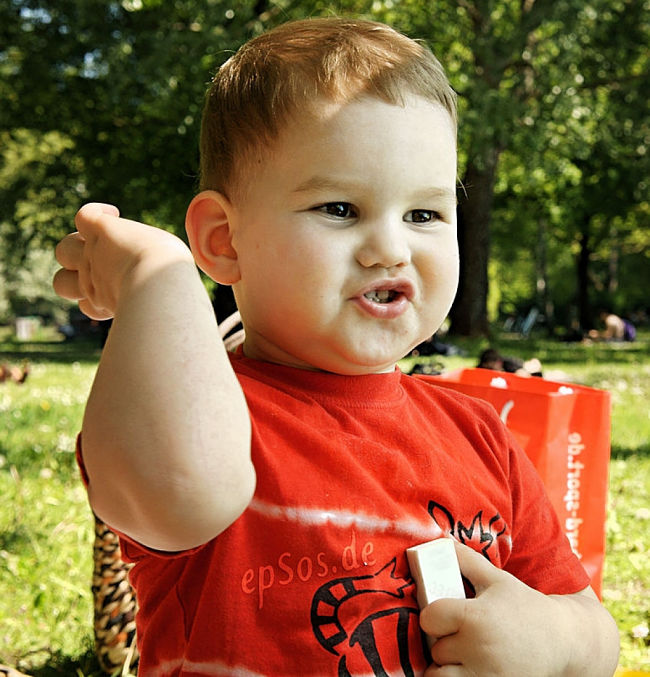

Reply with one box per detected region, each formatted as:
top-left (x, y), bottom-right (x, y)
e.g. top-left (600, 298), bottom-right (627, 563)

top-left (11, 647), bottom-right (104, 677)
top-left (3, 331), bottom-right (648, 368)
top-left (0, 339), bottom-right (102, 365)
top-left (496, 339), bottom-right (649, 367)
top-left (437, 333), bottom-right (649, 369)
top-left (0, 524), bottom-right (32, 553)
top-left (611, 442), bottom-right (650, 460)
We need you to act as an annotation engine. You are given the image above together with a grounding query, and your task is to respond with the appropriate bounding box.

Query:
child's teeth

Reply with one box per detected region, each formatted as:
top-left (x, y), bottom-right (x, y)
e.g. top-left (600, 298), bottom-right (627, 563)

top-left (365, 290), bottom-right (394, 303)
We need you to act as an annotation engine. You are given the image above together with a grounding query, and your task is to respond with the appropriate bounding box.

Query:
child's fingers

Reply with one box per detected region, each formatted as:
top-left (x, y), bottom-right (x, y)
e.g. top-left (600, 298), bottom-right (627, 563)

top-left (52, 266), bottom-right (113, 320)
top-left (55, 232), bottom-right (85, 270)
top-left (52, 268), bottom-right (83, 301)
top-left (429, 631), bottom-right (466, 670)
top-left (452, 540), bottom-right (506, 593)
top-left (78, 298), bottom-right (113, 322)
top-left (420, 597), bottom-right (467, 638)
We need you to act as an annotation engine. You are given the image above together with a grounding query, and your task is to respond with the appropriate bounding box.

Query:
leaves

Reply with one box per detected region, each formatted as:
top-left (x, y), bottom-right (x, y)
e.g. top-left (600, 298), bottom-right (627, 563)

top-left (0, 0), bottom-right (648, 330)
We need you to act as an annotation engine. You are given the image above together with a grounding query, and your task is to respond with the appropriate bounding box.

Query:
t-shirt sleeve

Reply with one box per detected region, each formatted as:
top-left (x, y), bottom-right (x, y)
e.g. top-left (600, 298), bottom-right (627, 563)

top-left (504, 428), bottom-right (591, 594)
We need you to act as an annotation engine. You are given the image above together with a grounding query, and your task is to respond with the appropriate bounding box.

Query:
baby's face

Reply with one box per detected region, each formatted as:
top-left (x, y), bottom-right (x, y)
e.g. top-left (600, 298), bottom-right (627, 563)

top-left (229, 95), bottom-right (459, 374)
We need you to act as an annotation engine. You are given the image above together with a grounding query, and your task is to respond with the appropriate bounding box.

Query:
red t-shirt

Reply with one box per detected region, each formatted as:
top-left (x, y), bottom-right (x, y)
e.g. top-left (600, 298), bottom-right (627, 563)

top-left (82, 353), bottom-right (589, 676)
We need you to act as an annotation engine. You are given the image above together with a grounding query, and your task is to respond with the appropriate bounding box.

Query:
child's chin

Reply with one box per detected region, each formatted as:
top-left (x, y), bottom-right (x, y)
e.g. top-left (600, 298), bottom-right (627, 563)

top-left (334, 351), bottom-right (404, 375)
top-left (302, 333), bottom-right (413, 374)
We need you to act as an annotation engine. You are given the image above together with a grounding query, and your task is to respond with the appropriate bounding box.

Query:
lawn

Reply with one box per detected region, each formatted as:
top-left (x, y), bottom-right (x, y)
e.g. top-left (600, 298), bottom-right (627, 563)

top-left (0, 327), bottom-right (648, 675)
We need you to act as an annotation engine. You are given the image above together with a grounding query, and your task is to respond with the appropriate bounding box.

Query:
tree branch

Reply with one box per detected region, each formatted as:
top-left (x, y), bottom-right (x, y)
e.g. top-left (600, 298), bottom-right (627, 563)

top-left (457, 0), bottom-right (485, 34)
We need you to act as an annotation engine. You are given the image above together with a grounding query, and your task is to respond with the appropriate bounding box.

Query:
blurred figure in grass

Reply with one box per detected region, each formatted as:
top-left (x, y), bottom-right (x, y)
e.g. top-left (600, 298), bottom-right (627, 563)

top-left (0, 360), bottom-right (29, 384)
top-left (588, 311), bottom-right (636, 342)
top-left (477, 348), bottom-right (543, 378)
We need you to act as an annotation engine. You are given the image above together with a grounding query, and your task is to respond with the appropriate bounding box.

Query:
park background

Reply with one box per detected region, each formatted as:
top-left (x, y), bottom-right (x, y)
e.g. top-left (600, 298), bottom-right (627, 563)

top-left (0, 0), bottom-right (648, 674)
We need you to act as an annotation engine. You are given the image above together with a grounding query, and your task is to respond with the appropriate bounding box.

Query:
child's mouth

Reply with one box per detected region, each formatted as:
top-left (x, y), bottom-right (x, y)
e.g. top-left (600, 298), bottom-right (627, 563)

top-left (364, 290), bottom-right (398, 304)
top-left (354, 279), bottom-right (414, 318)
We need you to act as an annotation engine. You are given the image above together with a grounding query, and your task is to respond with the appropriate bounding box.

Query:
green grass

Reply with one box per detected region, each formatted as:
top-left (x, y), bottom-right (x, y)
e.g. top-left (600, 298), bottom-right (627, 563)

top-left (0, 330), bottom-right (103, 675)
top-left (0, 328), bottom-right (648, 674)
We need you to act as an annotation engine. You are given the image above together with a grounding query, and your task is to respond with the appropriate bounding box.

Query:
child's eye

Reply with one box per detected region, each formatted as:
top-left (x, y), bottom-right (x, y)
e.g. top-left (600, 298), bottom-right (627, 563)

top-left (316, 202), bottom-right (358, 219)
top-left (404, 209), bottom-right (441, 224)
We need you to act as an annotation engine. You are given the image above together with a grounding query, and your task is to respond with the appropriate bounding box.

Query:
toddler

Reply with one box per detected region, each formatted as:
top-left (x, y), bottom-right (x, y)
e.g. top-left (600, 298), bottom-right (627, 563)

top-left (54, 17), bottom-right (618, 676)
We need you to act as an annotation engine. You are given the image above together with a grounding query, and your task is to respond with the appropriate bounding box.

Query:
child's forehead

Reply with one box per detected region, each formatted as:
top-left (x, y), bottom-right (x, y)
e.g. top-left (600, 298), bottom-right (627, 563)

top-left (233, 95), bottom-right (457, 200)
top-left (277, 94), bottom-right (455, 147)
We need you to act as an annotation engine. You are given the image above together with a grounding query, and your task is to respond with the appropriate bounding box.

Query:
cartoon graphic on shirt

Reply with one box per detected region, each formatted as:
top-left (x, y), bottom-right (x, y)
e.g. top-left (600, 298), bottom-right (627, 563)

top-left (427, 500), bottom-right (508, 564)
top-left (309, 501), bottom-right (511, 674)
top-left (310, 558), bottom-right (428, 676)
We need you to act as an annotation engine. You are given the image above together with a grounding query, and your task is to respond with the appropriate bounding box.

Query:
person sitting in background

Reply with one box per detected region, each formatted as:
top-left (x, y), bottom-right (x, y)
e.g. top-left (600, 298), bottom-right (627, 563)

top-left (0, 360), bottom-right (29, 384)
top-left (477, 348), bottom-right (543, 377)
top-left (589, 312), bottom-right (635, 342)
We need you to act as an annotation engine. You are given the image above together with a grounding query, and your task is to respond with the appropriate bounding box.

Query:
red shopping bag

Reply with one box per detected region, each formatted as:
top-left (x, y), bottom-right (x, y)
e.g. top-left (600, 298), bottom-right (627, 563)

top-left (420, 368), bottom-right (611, 597)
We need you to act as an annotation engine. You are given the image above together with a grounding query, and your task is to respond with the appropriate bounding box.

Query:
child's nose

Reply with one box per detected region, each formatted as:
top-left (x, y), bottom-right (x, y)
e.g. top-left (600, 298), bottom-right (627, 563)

top-left (355, 218), bottom-right (411, 269)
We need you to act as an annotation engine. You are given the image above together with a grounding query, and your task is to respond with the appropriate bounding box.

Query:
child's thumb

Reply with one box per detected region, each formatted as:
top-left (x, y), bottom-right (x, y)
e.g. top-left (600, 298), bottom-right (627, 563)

top-left (452, 540), bottom-right (507, 594)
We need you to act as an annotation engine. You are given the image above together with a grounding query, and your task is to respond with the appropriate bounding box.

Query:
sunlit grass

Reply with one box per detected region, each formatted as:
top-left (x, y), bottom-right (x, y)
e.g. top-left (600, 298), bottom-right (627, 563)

top-left (605, 455), bottom-right (650, 670)
top-left (0, 339), bottom-right (99, 674)
top-left (0, 472), bottom-right (96, 665)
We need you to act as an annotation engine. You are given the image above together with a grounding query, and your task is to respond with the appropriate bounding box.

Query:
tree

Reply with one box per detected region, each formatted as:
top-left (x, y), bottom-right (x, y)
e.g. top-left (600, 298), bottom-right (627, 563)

top-left (389, 1), bottom-right (557, 335)
top-left (490, 0), bottom-right (649, 331)
top-left (1, 0), bottom-right (647, 331)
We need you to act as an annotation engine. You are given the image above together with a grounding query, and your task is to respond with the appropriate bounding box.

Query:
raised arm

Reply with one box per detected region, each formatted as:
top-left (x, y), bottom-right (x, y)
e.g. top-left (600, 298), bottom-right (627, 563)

top-left (54, 203), bottom-right (255, 551)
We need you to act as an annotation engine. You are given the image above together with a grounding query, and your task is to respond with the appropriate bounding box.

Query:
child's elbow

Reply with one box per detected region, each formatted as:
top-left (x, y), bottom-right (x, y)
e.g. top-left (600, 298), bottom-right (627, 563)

top-left (155, 455), bottom-right (257, 551)
top-left (90, 447), bottom-right (257, 553)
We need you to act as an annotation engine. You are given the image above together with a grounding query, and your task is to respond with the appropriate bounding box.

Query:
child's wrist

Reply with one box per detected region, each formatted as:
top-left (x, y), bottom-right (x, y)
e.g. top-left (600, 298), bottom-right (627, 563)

top-left (547, 593), bottom-right (595, 676)
top-left (116, 239), bottom-right (199, 310)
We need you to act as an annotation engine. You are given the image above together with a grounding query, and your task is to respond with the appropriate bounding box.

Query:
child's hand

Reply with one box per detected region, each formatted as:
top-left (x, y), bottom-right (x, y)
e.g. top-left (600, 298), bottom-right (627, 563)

top-left (420, 541), bottom-right (596, 676)
top-left (53, 202), bottom-right (192, 320)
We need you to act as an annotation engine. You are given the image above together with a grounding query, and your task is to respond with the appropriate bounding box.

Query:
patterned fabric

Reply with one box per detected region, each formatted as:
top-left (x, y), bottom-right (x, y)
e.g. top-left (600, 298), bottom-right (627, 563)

top-left (92, 516), bottom-right (139, 674)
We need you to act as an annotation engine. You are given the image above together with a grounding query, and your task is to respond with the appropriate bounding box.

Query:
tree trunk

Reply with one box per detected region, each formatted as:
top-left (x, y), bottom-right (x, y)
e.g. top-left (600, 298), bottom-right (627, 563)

top-left (576, 220), bottom-right (591, 331)
top-left (608, 226), bottom-right (619, 294)
top-left (449, 152), bottom-right (500, 336)
top-left (536, 217), bottom-right (554, 333)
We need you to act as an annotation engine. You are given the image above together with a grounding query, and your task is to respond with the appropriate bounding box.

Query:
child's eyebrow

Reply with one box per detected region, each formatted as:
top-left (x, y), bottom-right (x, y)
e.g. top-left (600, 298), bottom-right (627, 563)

top-left (291, 176), bottom-right (351, 195)
top-left (292, 176), bottom-right (457, 204)
top-left (409, 187), bottom-right (459, 205)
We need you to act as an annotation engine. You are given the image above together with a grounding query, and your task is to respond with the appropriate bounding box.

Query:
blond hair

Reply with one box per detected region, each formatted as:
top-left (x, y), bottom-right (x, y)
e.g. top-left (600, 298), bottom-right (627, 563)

top-left (200, 17), bottom-right (456, 197)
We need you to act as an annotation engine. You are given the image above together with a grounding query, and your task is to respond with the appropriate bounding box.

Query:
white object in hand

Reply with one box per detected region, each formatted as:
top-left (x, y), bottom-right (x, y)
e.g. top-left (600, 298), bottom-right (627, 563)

top-left (406, 538), bottom-right (466, 609)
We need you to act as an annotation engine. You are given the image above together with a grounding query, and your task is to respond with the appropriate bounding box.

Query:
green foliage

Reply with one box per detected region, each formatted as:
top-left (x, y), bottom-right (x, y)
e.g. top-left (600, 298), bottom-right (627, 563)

top-left (0, 0), bottom-right (648, 332)
top-left (0, 128), bottom-right (86, 321)
top-left (0, 129), bottom-right (85, 248)
top-left (0, 0), bottom-right (291, 231)
top-left (0, 247), bottom-right (71, 324)
top-left (488, 0), bottom-right (650, 323)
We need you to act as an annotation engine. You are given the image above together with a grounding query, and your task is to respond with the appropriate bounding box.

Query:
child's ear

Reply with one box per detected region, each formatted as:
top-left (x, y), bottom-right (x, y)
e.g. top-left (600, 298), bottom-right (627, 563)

top-left (185, 190), bottom-right (240, 284)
